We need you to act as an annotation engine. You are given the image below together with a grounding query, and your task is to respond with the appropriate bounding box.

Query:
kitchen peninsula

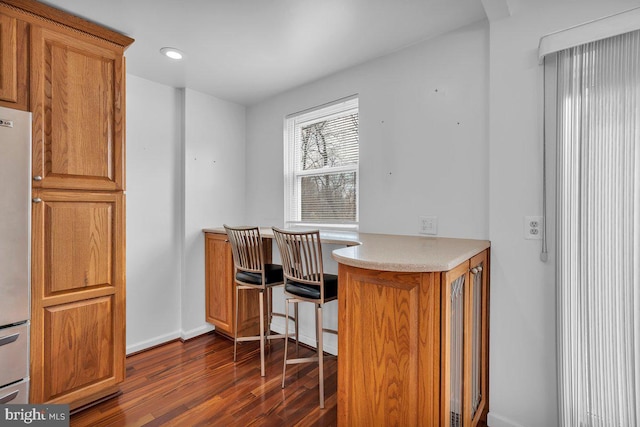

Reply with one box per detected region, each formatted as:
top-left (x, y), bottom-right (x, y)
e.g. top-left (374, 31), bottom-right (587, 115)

top-left (202, 228), bottom-right (490, 427)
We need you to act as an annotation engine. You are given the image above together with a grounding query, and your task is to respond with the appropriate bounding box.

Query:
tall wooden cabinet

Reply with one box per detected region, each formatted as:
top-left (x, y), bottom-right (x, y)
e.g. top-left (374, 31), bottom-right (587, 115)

top-left (0, 0), bottom-right (133, 410)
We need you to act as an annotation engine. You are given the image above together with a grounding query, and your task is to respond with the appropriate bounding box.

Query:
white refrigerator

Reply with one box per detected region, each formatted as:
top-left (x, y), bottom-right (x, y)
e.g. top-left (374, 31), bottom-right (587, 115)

top-left (0, 105), bottom-right (31, 404)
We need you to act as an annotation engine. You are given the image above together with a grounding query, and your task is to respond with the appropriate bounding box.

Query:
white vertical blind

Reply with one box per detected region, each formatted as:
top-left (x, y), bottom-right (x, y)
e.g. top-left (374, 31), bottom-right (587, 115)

top-left (554, 29), bottom-right (640, 426)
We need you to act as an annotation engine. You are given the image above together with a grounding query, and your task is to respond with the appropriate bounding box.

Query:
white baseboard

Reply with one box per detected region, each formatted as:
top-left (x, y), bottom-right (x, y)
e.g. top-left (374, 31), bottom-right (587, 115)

top-left (180, 323), bottom-right (215, 341)
top-left (126, 322), bottom-right (334, 358)
top-left (270, 323), bottom-right (337, 355)
top-left (126, 330), bottom-right (182, 355)
top-left (126, 324), bottom-right (216, 355)
top-left (487, 412), bottom-right (526, 427)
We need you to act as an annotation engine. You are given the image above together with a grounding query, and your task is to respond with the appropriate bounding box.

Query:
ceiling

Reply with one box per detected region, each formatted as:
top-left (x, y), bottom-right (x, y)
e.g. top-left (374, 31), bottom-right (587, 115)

top-left (40, 0), bottom-right (489, 106)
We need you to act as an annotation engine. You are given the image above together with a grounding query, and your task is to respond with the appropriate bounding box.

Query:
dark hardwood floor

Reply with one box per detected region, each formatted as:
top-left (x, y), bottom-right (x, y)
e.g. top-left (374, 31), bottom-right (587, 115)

top-left (70, 332), bottom-right (337, 427)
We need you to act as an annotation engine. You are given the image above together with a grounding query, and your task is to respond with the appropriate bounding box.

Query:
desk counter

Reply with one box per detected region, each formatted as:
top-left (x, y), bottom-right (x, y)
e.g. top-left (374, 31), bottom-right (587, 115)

top-left (202, 227), bottom-right (489, 272)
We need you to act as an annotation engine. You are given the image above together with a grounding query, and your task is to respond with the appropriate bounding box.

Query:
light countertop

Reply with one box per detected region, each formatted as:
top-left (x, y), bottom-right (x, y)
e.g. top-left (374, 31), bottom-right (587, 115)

top-left (203, 227), bottom-right (490, 273)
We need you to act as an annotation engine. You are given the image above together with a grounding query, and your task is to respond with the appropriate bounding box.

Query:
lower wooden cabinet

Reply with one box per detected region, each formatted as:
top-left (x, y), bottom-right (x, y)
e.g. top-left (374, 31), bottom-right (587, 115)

top-left (204, 232), bottom-right (270, 338)
top-left (30, 190), bottom-right (125, 408)
top-left (337, 249), bottom-right (489, 427)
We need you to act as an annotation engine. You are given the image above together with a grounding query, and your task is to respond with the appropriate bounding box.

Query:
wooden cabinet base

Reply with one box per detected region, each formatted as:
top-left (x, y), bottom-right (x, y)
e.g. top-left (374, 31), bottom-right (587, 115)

top-left (68, 386), bottom-right (121, 413)
top-left (337, 249), bottom-right (489, 427)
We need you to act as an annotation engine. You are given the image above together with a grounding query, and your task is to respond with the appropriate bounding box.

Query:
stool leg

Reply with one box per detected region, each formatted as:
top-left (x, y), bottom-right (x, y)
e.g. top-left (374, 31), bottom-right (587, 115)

top-left (234, 286), bottom-right (239, 362)
top-left (294, 301), bottom-right (299, 355)
top-left (317, 303), bottom-right (325, 409)
top-left (282, 299), bottom-right (290, 389)
top-left (259, 290), bottom-right (266, 377)
top-left (266, 287), bottom-right (272, 347)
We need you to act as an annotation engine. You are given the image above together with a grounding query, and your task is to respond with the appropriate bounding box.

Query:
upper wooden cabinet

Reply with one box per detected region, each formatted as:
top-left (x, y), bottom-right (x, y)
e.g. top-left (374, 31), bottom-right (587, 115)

top-left (30, 26), bottom-right (126, 190)
top-left (0, 9), bottom-right (29, 110)
top-left (0, 0), bottom-right (133, 190)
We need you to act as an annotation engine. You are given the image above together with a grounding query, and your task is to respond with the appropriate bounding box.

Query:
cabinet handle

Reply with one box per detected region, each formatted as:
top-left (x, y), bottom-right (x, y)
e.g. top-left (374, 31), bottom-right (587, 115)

top-left (33, 197), bottom-right (42, 203)
top-left (0, 333), bottom-right (19, 347)
top-left (0, 390), bottom-right (19, 404)
top-left (471, 267), bottom-right (483, 275)
top-left (33, 175), bottom-right (43, 181)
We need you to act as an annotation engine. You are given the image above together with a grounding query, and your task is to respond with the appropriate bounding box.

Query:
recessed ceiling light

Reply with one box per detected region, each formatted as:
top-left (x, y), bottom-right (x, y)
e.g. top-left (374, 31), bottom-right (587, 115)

top-left (160, 47), bottom-right (184, 60)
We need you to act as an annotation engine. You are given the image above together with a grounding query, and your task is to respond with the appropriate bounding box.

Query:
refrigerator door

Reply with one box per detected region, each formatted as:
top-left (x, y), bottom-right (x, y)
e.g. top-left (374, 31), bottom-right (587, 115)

top-left (0, 323), bottom-right (28, 386)
top-left (0, 106), bottom-right (31, 326)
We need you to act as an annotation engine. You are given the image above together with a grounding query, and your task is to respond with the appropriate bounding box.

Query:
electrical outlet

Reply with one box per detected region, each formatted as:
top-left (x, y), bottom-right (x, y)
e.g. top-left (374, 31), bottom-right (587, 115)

top-left (524, 216), bottom-right (543, 240)
top-left (420, 216), bottom-right (438, 235)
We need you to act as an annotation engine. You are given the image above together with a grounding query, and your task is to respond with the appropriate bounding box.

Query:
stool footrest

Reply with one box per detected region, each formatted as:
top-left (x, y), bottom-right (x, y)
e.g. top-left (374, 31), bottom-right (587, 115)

top-left (285, 356), bottom-right (320, 365)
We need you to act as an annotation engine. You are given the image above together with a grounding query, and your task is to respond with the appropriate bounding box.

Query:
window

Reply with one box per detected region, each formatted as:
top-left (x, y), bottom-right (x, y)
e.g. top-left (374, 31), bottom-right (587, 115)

top-left (284, 96), bottom-right (359, 229)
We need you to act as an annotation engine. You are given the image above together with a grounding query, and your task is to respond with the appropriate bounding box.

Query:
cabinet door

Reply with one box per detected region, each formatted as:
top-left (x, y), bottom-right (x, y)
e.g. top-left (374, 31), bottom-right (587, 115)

top-left (466, 250), bottom-right (489, 427)
top-left (442, 250), bottom-right (490, 427)
top-left (204, 233), bottom-right (266, 337)
top-left (30, 190), bottom-right (125, 407)
top-left (0, 9), bottom-right (28, 110)
top-left (205, 233), bottom-right (234, 334)
top-left (30, 26), bottom-right (125, 190)
top-left (442, 261), bottom-right (468, 427)
top-left (337, 265), bottom-right (441, 426)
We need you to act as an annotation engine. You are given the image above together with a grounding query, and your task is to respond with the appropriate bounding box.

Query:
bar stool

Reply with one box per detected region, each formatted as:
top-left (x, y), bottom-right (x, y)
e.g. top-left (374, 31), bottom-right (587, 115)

top-left (271, 227), bottom-right (338, 408)
top-left (224, 225), bottom-right (286, 377)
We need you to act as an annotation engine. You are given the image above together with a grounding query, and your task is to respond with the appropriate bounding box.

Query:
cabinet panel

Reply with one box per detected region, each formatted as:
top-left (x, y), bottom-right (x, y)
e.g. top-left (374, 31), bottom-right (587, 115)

top-left (31, 190), bottom-right (125, 406)
top-left (0, 9), bottom-right (29, 110)
top-left (44, 201), bottom-right (113, 295)
top-left (31, 26), bottom-right (125, 190)
top-left (337, 266), bottom-right (440, 426)
top-left (44, 296), bottom-right (114, 400)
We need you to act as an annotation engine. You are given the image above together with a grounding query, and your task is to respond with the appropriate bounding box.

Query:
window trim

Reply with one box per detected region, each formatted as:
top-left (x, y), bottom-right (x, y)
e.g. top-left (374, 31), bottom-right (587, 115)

top-left (284, 95), bottom-right (359, 230)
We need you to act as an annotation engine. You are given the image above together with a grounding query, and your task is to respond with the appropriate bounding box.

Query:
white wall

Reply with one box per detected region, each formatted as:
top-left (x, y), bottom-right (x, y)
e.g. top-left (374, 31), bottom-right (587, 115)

top-left (125, 79), bottom-right (247, 351)
top-left (181, 88), bottom-right (247, 338)
top-left (246, 21), bottom-right (489, 354)
top-left (246, 20), bottom-right (489, 239)
top-left (487, 1), bottom-right (640, 427)
top-left (125, 75), bottom-right (183, 353)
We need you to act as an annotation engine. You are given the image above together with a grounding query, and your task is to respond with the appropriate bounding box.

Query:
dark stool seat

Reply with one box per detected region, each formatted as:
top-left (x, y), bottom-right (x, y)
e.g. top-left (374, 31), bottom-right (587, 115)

top-left (284, 274), bottom-right (338, 300)
top-left (237, 264), bottom-right (284, 286)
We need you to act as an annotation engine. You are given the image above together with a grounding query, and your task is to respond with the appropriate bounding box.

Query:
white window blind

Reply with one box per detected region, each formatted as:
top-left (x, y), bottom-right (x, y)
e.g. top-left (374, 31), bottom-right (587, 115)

top-left (546, 29), bottom-right (640, 426)
top-left (284, 96), bottom-right (359, 229)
